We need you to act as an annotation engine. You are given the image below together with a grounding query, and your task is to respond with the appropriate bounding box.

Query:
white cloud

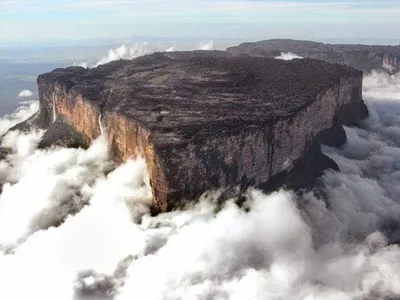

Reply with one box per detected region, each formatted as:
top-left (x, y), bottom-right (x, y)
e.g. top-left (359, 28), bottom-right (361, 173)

top-left (78, 40), bottom-right (216, 68)
top-left (94, 42), bottom-right (173, 67)
top-left (0, 100), bottom-right (38, 136)
top-left (274, 52), bottom-right (303, 60)
top-left (363, 70), bottom-right (400, 101)
top-left (18, 89), bottom-right (34, 97)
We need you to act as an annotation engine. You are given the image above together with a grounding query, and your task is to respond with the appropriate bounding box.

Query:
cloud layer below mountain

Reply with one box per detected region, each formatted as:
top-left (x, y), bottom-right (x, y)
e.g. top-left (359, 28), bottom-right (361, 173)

top-left (0, 70), bottom-right (399, 299)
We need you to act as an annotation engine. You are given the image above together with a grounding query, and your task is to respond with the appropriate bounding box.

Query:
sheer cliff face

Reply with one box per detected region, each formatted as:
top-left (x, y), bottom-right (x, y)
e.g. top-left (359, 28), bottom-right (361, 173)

top-left (382, 53), bottom-right (400, 73)
top-left (227, 39), bottom-right (400, 73)
top-left (36, 51), bottom-right (368, 212)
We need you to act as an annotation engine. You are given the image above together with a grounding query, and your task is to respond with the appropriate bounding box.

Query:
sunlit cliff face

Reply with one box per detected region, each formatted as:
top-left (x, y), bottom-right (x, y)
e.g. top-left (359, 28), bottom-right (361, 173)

top-left (0, 71), bottom-right (399, 299)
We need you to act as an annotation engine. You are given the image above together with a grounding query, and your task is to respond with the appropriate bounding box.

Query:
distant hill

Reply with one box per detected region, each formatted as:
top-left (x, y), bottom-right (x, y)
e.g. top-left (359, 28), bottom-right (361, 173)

top-left (227, 39), bottom-right (400, 73)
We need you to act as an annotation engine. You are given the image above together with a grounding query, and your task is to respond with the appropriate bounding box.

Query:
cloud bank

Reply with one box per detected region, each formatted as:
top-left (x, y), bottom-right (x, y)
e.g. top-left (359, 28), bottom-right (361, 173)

top-left (0, 70), bottom-right (400, 299)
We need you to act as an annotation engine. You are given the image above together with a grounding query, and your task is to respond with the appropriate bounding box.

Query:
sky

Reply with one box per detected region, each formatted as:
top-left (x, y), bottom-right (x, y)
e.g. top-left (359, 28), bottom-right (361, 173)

top-left (1, 0), bottom-right (400, 43)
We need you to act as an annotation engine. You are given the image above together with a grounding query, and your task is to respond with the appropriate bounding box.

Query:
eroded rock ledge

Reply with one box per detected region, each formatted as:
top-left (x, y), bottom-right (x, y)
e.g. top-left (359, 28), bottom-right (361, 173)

top-left (28, 51), bottom-right (367, 212)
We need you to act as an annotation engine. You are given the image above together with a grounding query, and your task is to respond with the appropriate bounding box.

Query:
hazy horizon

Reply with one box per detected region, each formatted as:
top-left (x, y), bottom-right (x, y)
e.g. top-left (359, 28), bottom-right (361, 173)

top-left (1, 0), bottom-right (400, 45)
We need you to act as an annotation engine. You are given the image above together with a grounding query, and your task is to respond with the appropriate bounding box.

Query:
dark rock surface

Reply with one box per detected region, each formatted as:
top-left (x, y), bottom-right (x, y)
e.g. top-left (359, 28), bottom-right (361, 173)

top-left (227, 39), bottom-right (400, 73)
top-left (38, 120), bottom-right (89, 149)
top-left (259, 140), bottom-right (340, 194)
top-left (26, 50), bottom-right (368, 212)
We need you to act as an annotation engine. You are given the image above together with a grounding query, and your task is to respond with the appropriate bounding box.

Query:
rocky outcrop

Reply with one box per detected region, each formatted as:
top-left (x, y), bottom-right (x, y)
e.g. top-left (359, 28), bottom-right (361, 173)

top-left (27, 51), bottom-right (367, 212)
top-left (227, 39), bottom-right (400, 73)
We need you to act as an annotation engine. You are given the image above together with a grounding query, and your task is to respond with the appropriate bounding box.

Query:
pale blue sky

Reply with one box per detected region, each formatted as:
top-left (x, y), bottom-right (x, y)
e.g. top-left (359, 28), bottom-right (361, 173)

top-left (1, 0), bottom-right (400, 42)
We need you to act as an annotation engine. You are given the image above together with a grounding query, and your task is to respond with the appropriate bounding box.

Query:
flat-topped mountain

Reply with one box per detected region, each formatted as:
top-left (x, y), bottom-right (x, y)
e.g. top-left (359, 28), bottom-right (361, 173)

top-left (227, 39), bottom-right (400, 73)
top-left (18, 51), bottom-right (368, 212)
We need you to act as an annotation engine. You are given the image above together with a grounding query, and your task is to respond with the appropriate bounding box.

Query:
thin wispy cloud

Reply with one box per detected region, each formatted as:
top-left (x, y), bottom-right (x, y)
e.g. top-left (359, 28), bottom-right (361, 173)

top-left (4, 0), bottom-right (400, 14)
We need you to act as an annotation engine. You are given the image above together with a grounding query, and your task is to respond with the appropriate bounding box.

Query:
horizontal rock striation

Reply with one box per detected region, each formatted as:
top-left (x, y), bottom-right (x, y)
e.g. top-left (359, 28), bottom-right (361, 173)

top-left (31, 51), bottom-right (368, 212)
top-left (227, 39), bottom-right (400, 73)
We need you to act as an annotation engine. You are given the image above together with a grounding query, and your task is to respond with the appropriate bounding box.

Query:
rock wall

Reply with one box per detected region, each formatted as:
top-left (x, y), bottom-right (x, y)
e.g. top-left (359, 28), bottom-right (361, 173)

top-left (382, 53), bottom-right (400, 73)
top-left (152, 76), bottom-right (366, 210)
top-left (32, 52), bottom-right (368, 212)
